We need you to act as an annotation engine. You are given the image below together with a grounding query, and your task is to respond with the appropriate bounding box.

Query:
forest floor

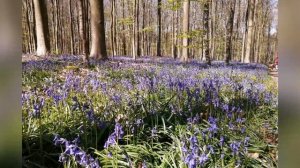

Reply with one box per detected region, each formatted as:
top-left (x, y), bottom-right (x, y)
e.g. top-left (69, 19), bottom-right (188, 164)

top-left (22, 55), bottom-right (278, 168)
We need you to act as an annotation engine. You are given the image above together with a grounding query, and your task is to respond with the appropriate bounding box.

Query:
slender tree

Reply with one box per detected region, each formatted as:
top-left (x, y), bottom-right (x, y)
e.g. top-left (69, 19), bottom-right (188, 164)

top-left (225, 0), bottom-right (236, 65)
top-left (78, 0), bottom-right (90, 65)
top-left (132, 0), bottom-right (137, 59)
top-left (33, 0), bottom-right (49, 56)
top-left (122, 0), bottom-right (127, 55)
top-left (157, 0), bottom-right (162, 57)
top-left (69, 0), bottom-right (74, 54)
top-left (110, 0), bottom-right (116, 56)
top-left (89, 0), bottom-right (107, 60)
top-left (181, 0), bottom-right (190, 62)
top-left (203, 0), bottom-right (211, 65)
top-left (210, 0), bottom-right (216, 60)
top-left (244, 0), bottom-right (255, 63)
top-left (137, 0), bottom-right (141, 57)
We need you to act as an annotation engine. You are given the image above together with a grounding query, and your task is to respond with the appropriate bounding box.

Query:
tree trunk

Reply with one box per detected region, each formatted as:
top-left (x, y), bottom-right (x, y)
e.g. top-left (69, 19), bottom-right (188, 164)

top-left (136, 0), bottom-right (141, 57)
top-left (89, 0), bottom-right (107, 60)
top-left (122, 0), bottom-right (127, 55)
top-left (132, 0), bottom-right (137, 59)
top-left (69, 0), bottom-right (74, 54)
top-left (171, 2), bottom-right (177, 59)
top-left (110, 0), bottom-right (116, 57)
top-left (210, 0), bottom-right (215, 60)
top-left (244, 0), bottom-right (255, 63)
top-left (181, 0), bottom-right (190, 62)
top-left (225, 0), bottom-right (235, 65)
top-left (142, 0), bottom-right (146, 56)
top-left (33, 0), bottom-right (49, 56)
top-left (78, 0), bottom-right (90, 65)
top-left (203, 0), bottom-right (211, 65)
top-left (235, 0), bottom-right (241, 61)
top-left (157, 0), bottom-right (162, 57)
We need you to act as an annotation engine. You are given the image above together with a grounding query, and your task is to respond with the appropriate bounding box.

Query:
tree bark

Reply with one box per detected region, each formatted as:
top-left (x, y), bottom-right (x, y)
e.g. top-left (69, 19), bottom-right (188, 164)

top-left (136, 0), bottom-right (141, 57)
top-left (132, 0), bottom-right (137, 59)
top-left (225, 0), bottom-right (236, 65)
top-left (244, 0), bottom-right (255, 63)
top-left (181, 0), bottom-right (190, 62)
top-left (122, 0), bottom-right (127, 56)
top-left (110, 0), bottom-right (116, 57)
top-left (78, 0), bottom-right (90, 64)
top-left (210, 0), bottom-right (215, 60)
top-left (33, 0), bottom-right (49, 56)
top-left (203, 0), bottom-right (211, 65)
top-left (157, 0), bottom-right (162, 57)
top-left (89, 0), bottom-right (107, 60)
top-left (69, 0), bottom-right (74, 54)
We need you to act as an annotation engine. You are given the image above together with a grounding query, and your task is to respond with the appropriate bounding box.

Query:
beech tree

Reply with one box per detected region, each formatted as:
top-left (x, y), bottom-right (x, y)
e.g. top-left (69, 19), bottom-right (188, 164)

top-left (225, 0), bottom-right (236, 65)
top-left (203, 0), bottom-right (211, 65)
top-left (181, 0), bottom-right (190, 62)
top-left (89, 0), bottom-right (107, 60)
top-left (244, 0), bottom-right (255, 63)
top-left (157, 0), bottom-right (162, 57)
top-left (78, 0), bottom-right (89, 65)
top-left (33, 0), bottom-right (49, 56)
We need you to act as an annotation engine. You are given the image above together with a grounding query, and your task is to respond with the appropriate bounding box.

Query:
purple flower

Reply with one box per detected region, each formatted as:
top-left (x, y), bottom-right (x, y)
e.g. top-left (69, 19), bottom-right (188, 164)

top-left (104, 122), bottom-right (124, 148)
top-left (208, 117), bottom-right (218, 134)
top-left (199, 153), bottom-right (208, 166)
top-left (181, 142), bottom-right (188, 154)
top-left (189, 135), bottom-right (198, 149)
top-left (53, 134), bottom-right (67, 146)
top-left (220, 136), bottom-right (225, 147)
top-left (55, 136), bottom-right (100, 168)
top-left (114, 123), bottom-right (124, 138)
top-left (207, 145), bottom-right (214, 154)
top-left (230, 141), bottom-right (241, 156)
top-left (184, 154), bottom-right (196, 168)
top-left (244, 137), bottom-right (250, 146)
top-left (104, 133), bottom-right (117, 148)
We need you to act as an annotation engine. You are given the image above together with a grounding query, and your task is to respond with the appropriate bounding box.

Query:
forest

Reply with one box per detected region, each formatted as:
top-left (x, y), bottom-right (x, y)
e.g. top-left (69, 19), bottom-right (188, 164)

top-left (22, 0), bottom-right (278, 167)
top-left (22, 0), bottom-right (278, 64)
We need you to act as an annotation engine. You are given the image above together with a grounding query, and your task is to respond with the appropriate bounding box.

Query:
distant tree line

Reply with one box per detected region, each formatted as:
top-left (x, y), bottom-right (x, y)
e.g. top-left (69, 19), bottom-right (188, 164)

top-left (22, 0), bottom-right (278, 64)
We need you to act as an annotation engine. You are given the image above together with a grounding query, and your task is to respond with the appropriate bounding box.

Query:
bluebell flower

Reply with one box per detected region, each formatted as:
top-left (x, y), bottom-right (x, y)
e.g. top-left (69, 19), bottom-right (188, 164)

top-left (241, 127), bottom-right (246, 133)
top-left (208, 117), bottom-right (218, 134)
top-left (181, 142), bottom-right (188, 154)
top-left (199, 153), bottom-right (208, 166)
top-left (220, 136), bottom-right (225, 147)
top-left (55, 136), bottom-right (100, 168)
top-left (114, 122), bottom-right (124, 138)
top-left (244, 137), bottom-right (250, 146)
top-left (230, 141), bottom-right (241, 156)
top-left (228, 122), bottom-right (234, 130)
top-left (184, 154), bottom-right (196, 168)
top-left (53, 134), bottom-right (67, 146)
top-left (104, 133), bottom-right (117, 148)
top-left (207, 145), bottom-right (214, 154)
top-left (104, 122), bottom-right (124, 148)
top-left (189, 135), bottom-right (198, 149)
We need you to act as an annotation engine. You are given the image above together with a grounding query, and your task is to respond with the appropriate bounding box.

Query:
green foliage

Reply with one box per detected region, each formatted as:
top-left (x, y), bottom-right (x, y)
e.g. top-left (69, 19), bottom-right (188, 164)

top-left (118, 17), bottom-right (134, 25)
top-left (141, 26), bottom-right (155, 33)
